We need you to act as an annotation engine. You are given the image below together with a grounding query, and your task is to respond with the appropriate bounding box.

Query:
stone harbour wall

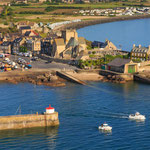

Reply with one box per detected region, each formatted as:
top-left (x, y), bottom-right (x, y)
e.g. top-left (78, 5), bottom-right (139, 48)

top-left (0, 112), bottom-right (59, 130)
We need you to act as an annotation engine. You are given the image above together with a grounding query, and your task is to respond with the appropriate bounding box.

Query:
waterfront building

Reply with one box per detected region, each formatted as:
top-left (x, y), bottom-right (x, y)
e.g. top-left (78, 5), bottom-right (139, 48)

top-left (41, 40), bottom-right (53, 56)
top-left (52, 29), bottom-right (86, 59)
top-left (131, 44), bottom-right (150, 61)
top-left (91, 39), bottom-right (117, 50)
top-left (62, 29), bottom-right (78, 45)
top-left (0, 41), bottom-right (11, 54)
top-left (12, 37), bottom-right (25, 54)
top-left (52, 38), bottom-right (65, 58)
top-left (107, 58), bottom-right (139, 73)
top-left (26, 38), bottom-right (41, 54)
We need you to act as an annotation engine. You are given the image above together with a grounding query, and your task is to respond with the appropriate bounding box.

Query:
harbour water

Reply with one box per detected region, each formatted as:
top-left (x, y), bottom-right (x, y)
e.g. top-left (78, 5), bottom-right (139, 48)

top-left (0, 81), bottom-right (150, 149)
top-left (1, 19), bottom-right (150, 149)
top-left (78, 18), bottom-right (150, 51)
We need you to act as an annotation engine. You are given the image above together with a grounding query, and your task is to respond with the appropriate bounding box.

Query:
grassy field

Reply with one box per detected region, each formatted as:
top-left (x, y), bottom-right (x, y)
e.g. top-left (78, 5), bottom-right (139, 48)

top-left (0, 1), bottom-right (150, 26)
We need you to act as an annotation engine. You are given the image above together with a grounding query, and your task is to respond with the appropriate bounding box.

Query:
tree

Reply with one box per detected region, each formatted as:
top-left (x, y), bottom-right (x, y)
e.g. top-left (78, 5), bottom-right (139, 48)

top-left (19, 46), bottom-right (27, 53)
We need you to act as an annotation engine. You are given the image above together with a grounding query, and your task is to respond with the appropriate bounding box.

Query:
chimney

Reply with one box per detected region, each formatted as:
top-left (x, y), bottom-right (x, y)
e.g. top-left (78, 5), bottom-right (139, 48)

top-left (139, 44), bottom-right (141, 48)
top-left (133, 44), bottom-right (135, 48)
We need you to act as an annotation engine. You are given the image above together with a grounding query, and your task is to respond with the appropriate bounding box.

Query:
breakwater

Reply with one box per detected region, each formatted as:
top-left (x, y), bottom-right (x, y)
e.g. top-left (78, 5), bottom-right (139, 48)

top-left (0, 112), bottom-right (59, 130)
top-left (57, 14), bottom-right (150, 31)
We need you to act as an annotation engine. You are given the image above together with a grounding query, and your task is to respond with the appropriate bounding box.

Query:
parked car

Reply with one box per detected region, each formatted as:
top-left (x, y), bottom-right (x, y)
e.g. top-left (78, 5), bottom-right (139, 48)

top-left (31, 57), bottom-right (39, 61)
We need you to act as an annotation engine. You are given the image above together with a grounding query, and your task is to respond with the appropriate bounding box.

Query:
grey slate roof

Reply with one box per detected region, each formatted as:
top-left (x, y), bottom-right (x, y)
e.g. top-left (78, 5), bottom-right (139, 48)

top-left (13, 37), bottom-right (22, 43)
top-left (24, 31), bottom-right (31, 36)
top-left (20, 26), bottom-right (31, 30)
top-left (67, 37), bottom-right (78, 48)
top-left (108, 58), bottom-right (131, 67)
top-left (1, 41), bottom-right (11, 46)
top-left (132, 46), bottom-right (149, 53)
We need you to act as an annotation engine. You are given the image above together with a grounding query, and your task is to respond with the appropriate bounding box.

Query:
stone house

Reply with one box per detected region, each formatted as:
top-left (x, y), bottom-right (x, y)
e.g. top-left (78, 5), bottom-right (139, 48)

top-left (0, 41), bottom-right (11, 54)
top-left (62, 29), bottom-right (78, 45)
top-left (41, 39), bottom-right (53, 56)
top-left (24, 30), bottom-right (39, 37)
top-left (61, 37), bottom-right (86, 59)
top-left (52, 29), bottom-right (86, 59)
top-left (17, 21), bottom-right (37, 30)
top-left (20, 26), bottom-right (31, 35)
top-left (26, 38), bottom-right (41, 54)
top-left (52, 38), bottom-right (65, 58)
top-left (12, 37), bottom-right (25, 54)
top-left (131, 44), bottom-right (150, 61)
top-left (107, 58), bottom-right (139, 73)
top-left (92, 39), bottom-right (117, 50)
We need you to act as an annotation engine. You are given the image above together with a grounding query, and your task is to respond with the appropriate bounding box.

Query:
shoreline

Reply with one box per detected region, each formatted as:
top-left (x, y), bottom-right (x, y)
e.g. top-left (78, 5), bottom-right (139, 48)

top-left (54, 14), bottom-right (150, 31)
top-left (0, 69), bottom-right (104, 86)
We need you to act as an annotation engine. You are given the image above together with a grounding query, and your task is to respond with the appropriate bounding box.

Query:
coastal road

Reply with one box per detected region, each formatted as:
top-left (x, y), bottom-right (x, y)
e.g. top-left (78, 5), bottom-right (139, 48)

top-left (10, 55), bottom-right (78, 71)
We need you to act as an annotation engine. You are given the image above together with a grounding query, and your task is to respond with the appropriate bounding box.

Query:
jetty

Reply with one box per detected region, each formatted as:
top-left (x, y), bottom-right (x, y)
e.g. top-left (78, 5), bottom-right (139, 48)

top-left (0, 105), bottom-right (59, 130)
top-left (56, 71), bottom-right (87, 85)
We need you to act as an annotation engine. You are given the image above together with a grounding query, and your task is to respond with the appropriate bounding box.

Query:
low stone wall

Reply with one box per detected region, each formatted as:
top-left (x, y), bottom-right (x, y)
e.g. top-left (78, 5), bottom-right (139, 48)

top-left (100, 69), bottom-right (133, 81)
top-left (0, 112), bottom-right (59, 130)
top-left (75, 69), bottom-right (100, 74)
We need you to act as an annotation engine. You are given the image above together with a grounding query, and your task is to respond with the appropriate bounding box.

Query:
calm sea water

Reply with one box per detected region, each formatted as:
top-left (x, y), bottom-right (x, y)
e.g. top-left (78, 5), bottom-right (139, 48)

top-left (78, 18), bottom-right (150, 51)
top-left (0, 81), bottom-right (150, 149)
top-left (1, 19), bottom-right (150, 149)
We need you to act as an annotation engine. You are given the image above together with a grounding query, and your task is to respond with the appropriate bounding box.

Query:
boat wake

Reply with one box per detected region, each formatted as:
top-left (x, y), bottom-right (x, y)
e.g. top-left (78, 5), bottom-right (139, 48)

top-left (64, 111), bottom-right (129, 119)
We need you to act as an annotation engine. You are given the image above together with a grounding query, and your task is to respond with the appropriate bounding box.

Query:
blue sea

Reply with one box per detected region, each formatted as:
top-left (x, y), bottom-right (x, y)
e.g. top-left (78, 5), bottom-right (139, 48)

top-left (78, 18), bottom-right (150, 51)
top-left (1, 18), bottom-right (150, 149)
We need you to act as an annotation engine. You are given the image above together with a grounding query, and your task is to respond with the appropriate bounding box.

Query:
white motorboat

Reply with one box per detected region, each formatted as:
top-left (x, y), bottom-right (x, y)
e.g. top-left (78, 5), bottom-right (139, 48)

top-left (129, 112), bottom-right (146, 120)
top-left (98, 123), bottom-right (112, 131)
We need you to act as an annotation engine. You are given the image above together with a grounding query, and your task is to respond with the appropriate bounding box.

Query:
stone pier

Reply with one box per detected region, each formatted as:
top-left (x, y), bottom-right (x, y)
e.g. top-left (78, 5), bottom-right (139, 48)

top-left (0, 112), bottom-right (59, 130)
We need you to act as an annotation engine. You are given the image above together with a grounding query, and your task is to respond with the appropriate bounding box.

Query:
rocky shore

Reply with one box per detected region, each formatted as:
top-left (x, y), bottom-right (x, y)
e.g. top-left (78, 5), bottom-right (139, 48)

top-left (55, 14), bottom-right (150, 31)
top-left (101, 74), bottom-right (126, 84)
top-left (0, 70), bottom-right (66, 87)
top-left (134, 71), bottom-right (150, 84)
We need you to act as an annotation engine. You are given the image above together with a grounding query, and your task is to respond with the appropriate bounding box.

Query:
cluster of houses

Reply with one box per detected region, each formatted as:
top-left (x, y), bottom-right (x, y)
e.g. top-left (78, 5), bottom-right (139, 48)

top-left (0, 21), bottom-right (88, 60)
top-left (74, 7), bottom-right (150, 16)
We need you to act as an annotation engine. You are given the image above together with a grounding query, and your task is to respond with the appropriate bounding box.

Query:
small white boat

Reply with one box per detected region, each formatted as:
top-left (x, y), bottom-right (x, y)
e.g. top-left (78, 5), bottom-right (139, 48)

top-left (129, 112), bottom-right (146, 120)
top-left (98, 123), bottom-right (112, 131)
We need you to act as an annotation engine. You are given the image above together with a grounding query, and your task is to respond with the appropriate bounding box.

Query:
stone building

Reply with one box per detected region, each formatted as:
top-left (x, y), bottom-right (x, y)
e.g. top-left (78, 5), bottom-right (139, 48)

top-left (131, 44), bottom-right (150, 61)
top-left (0, 41), bottom-right (11, 54)
top-left (52, 29), bottom-right (86, 59)
top-left (26, 38), bottom-right (41, 54)
top-left (19, 26), bottom-right (31, 35)
top-left (52, 38), bottom-right (65, 58)
top-left (91, 39), bottom-right (117, 50)
top-left (12, 37), bottom-right (25, 54)
top-left (107, 58), bottom-right (139, 73)
top-left (17, 21), bottom-right (37, 30)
